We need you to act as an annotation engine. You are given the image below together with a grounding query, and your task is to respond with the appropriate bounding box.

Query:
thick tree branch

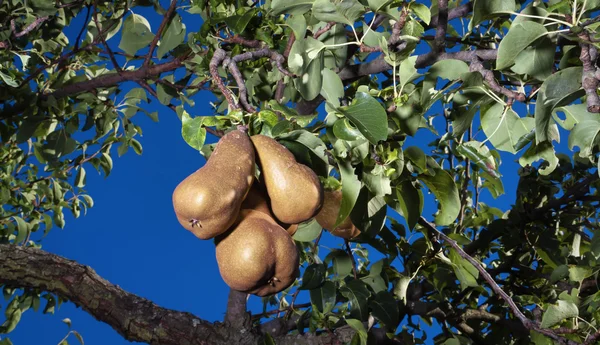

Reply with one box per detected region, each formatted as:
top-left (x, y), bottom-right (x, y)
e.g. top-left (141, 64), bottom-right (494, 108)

top-left (578, 31), bottom-right (600, 113)
top-left (0, 244), bottom-right (220, 345)
top-left (0, 244), bottom-right (364, 345)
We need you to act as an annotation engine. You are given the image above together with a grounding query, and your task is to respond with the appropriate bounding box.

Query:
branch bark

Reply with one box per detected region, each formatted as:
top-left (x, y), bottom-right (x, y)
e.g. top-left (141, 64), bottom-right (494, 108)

top-left (0, 244), bottom-right (361, 345)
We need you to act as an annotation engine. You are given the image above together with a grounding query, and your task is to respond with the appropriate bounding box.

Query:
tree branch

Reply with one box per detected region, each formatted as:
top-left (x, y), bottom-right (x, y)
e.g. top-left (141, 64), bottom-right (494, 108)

top-left (417, 217), bottom-right (579, 345)
top-left (144, 0), bottom-right (179, 66)
top-left (0, 244), bottom-right (220, 345)
top-left (578, 31), bottom-right (600, 113)
top-left (0, 244), bottom-right (364, 345)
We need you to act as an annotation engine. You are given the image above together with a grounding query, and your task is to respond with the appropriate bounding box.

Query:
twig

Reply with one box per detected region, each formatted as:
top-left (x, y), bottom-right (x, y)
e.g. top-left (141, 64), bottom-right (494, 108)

top-left (93, 1), bottom-right (121, 73)
top-left (138, 80), bottom-right (220, 137)
top-left (12, 16), bottom-right (49, 38)
top-left (388, 8), bottom-right (409, 48)
top-left (457, 126), bottom-right (472, 228)
top-left (144, 0), bottom-right (179, 66)
top-left (313, 22), bottom-right (336, 39)
top-left (252, 303), bottom-right (312, 320)
top-left (209, 48), bottom-right (239, 110)
top-left (223, 57), bottom-right (256, 113)
top-left (578, 31), bottom-right (600, 113)
top-left (418, 216), bottom-right (579, 345)
top-left (74, 6), bottom-right (91, 50)
top-left (275, 33), bottom-right (295, 102)
top-left (224, 35), bottom-right (263, 48)
top-left (344, 239), bottom-right (358, 280)
top-left (469, 56), bottom-right (526, 102)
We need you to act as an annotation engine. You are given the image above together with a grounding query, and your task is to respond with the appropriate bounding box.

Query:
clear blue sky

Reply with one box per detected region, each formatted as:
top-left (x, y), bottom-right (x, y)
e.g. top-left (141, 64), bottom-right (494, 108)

top-left (6, 1), bottom-right (568, 344)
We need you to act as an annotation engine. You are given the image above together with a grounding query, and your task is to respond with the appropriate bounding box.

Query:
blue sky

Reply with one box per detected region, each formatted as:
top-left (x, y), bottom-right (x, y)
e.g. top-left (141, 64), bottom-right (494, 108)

top-left (5, 1), bottom-right (573, 344)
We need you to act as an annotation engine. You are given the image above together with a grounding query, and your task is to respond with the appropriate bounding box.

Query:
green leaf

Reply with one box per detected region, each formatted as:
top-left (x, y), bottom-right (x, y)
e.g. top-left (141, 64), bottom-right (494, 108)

top-left (335, 159), bottom-right (362, 229)
top-left (320, 68), bottom-right (344, 108)
top-left (300, 264), bottom-right (327, 290)
top-left (449, 249), bottom-right (479, 290)
top-left (411, 3), bottom-right (431, 25)
top-left (540, 300), bottom-right (579, 328)
top-left (553, 104), bottom-right (597, 130)
top-left (399, 56), bottom-right (420, 90)
top-left (333, 119), bottom-right (364, 141)
top-left (181, 112), bottom-right (206, 151)
top-left (345, 318), bottom-right (367, 345)
top-left (370, 290), bottom-right (399, 330)
top-left (481, 103), bottom-right (534, 153)
top-left (72, 331), bottom-right (84, 345)
top-left (456, 141), bottom-right (499, 178)
top-left (511, 36), bottom-right (555, 80)
top-left (535, 67), bottom-right (583, 143)
top-left (223, 9), bottom-right (258, 34)
top-left (13, 216), bottom-right (29, 245)
top-left (568, 119), bottom-right (600, 158)
top-left (293, 219), bottom-right (323, 242)
top-left (271, 0), bottom-right (315, 15)
top-left (418, 168), bottom-right (460, 226)
top-left (312, 0), bottom-right (365, 25)
top-left (325, 250), bottom-right (353, 278)
top-left (119, 14), bottom-right (155, 56)
top-left (75, 167), bottom-right (86, 188)
top-left (340, 280), bottom-right (371, 321)
top-left (287, 14), bottom-right (307, 40)
top-left (496, 21), bottom-right (547, 70)
top-left (339, 92), bottom-right (388, 144)
top-left (310, 281), bottom-right (336, 313)
top-left (289, 37), bottom-right (325, 101)
top-left (393, 180), bottom-right (422, 230)
top-left (519, 140), bottom-right (559, 176)
top-left (569, 266), bottom-right (592, 283)
top-left (360, 259), bottom-right (387, 292)
top-left (130, 138), bottom-right (143, 155)
top-left (157, 14), bottom-right (186, 59)
top-left (469, 0), bottom-right (515, 30)
top-left (367, 0), bottom-right (393, 11)
top-left (0, 70), bottom-right (18, 88)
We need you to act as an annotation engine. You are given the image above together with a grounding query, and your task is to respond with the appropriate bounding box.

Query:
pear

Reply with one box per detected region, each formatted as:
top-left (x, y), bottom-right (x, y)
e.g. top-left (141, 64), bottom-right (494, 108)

top-left (250, 135), bottom-right (323, 224)
top-left (215, 210), bottom-right (299, 296)
top-left (242, 182), bottom-right (299, 236)
top-left (241, 183), bottom-right (271, 215)
top-left (315, 190), bottom-right (361, 240)
top-left (172, 130), bottom-right (255, 240)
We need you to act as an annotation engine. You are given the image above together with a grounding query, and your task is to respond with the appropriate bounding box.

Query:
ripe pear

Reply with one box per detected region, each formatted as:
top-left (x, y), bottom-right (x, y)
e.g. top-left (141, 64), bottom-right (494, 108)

top-left (315, 190), bottom-right (361, 240)
top-left (215, 210), bottom-right (299, 296)
top-left (250, 135), bottom-right (323, 224)
top-left (242, 182), bottom-right (299, 236)
top-left (172, 130), bottom-right (255, 240)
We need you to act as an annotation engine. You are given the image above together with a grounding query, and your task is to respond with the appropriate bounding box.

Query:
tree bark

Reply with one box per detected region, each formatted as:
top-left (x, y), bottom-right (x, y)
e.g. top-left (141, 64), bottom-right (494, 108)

top-left (0, 244), bottom-right (358, 345)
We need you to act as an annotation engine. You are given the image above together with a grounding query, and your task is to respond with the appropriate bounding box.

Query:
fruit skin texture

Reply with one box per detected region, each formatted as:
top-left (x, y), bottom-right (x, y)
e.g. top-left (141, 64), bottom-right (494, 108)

top-left (172, 130), bottom-right (255, 240)
top-left (215, 210), bottom-right (299, 296)
top-left (315, 190), bottom-right (361, 239)
top-left (250, 135), bottom-right (323, 224)
top-left (242, 183), bottom-right (299, 236)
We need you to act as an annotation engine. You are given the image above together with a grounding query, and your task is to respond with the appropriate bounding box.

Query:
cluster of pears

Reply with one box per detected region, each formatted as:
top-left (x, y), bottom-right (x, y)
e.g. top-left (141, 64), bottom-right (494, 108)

top-left (172, 129), bottom-right (323, 296)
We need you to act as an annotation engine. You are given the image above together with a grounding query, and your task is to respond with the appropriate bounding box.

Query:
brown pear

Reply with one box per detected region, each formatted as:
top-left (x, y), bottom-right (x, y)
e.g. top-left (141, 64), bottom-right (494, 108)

top-left (172, 130), bottom-right (255, 240)
top-left (215, 210), bottom-right (299, 296)
top-left (250, 135), bottom-right (323, 224)
top-left (242, 183), bottom-right (299, 237)
top-left (315, 190), bottom-right (361, 240)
